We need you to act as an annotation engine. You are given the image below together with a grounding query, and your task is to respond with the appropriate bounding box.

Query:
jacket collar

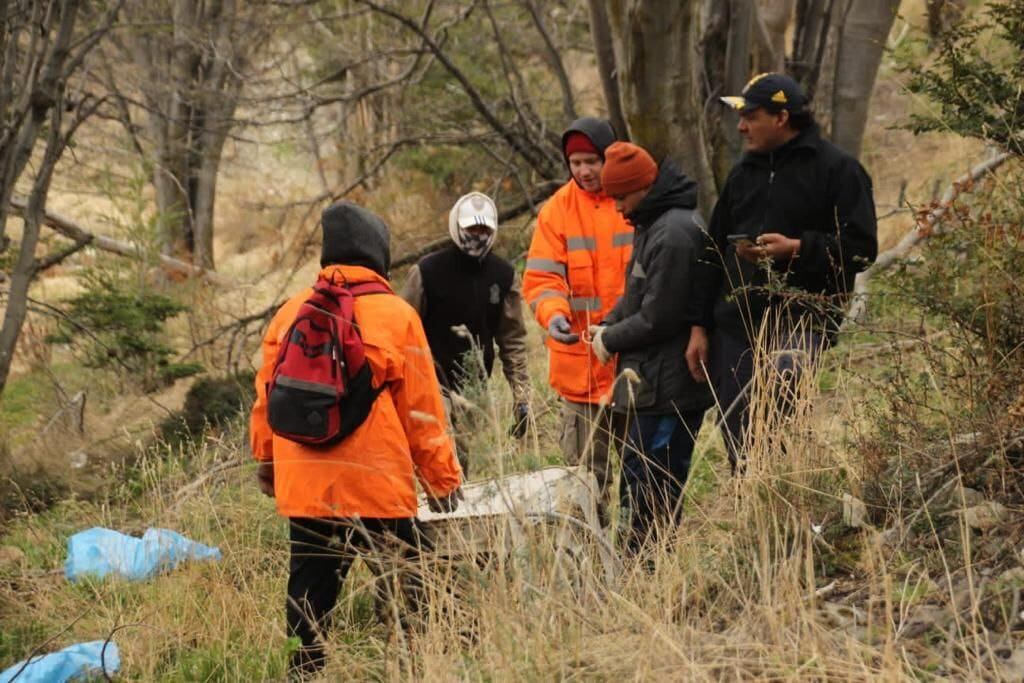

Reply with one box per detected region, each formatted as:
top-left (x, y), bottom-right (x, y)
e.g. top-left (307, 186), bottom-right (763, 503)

top-left (741, 124), bottom-right (821, 167)
top-left (318, 264), bottom-right (392, 289)
top-left (444, 241), bottom-right (490, 270)
top-left (567, 179), bottom-right (609, 203)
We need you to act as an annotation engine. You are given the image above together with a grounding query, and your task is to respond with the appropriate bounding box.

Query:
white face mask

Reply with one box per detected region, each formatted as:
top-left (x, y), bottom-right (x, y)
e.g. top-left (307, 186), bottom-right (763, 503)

top-left (449, 192), bottom-right (499, 259)
top-left (457, 226), bottom-right (495, 258)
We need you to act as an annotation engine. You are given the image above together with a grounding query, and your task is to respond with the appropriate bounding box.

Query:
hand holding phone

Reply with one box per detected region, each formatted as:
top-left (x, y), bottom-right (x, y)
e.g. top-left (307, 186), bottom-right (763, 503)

top-left (727, 233), bottom-right (756, 249)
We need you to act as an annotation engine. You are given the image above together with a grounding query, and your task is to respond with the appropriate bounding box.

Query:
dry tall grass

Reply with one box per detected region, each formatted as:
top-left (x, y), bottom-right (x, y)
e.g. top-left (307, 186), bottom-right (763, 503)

top-left (3, 309), bottom-right (1018, 681)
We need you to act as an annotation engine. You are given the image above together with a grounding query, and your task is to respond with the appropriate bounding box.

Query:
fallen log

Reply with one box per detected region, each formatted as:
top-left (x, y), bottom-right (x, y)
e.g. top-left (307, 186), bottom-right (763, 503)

top-left (9, 196), bottom-right (233, 286)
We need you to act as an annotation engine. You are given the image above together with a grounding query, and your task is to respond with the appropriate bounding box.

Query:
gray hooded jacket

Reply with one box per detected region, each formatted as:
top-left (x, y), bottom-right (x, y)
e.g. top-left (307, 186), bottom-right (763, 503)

top-left (601, 161), bottom-right (714, 415)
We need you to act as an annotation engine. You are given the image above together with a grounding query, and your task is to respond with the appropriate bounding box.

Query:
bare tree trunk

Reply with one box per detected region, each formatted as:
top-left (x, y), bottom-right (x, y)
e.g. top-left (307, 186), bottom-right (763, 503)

top-left (806, 0), bottom-right (848, 136)
top-left (0, 2), bottom-right (63, 248)
top-left (790, 0), bottom-right (833, 98)
top-left (720, 0), bottom-right (754, 175)
top-left (192, 128), bottom-right (225, 270)
top-left (703, 0), bottom-right (754, 186)
top-left (112, 0), bottom-right (248, 270)
top-left (0, 113), bottom-right (62, 396)
top-left (754, 0), bottom-right (793, 72)
top-left (606, 0), bottom-right (718, 210)
top-left (586, 0), bottom-right (628, 138)
top-left (0, 0), bottom-right (117, 398)
top-left (163, 0), bottom-right (201, 259)
top-left (828, 0), bottom-right (899, 157)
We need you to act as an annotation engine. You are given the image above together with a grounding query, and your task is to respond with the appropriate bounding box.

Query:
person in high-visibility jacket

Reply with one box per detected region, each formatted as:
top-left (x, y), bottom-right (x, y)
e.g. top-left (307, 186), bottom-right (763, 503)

top-left (250, 201), bottom-right (462, 678)
top-left (522, 117), bottom-right (632, 520)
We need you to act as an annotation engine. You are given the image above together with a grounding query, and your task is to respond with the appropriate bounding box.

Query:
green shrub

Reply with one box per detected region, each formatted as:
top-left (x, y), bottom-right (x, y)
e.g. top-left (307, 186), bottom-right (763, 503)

top-left (159, 372), bottom-right (255, 446)
top-left (905, 0), bottom-right (1024, 154)
top-left (46, 270), bottom-right (201, 392)
top-left (858, 163), bottom-right (1024, 515)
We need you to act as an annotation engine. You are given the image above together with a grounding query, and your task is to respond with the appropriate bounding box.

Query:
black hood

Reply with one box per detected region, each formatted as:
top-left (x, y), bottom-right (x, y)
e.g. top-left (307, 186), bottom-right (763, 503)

top-left (626, 160), bottom-right (698, 229)
top-left (320, 201), bottom-right (391, 275)
top-left (561, 117), bottom-right (617, 179)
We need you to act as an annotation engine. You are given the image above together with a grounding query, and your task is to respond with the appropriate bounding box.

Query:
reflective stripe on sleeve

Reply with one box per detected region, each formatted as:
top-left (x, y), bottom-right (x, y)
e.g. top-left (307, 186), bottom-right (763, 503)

top-left (525, 258), bottom-right (567, 277)
top-left (529, 290), bottom-right (568, 312)
top-left (566, 236), bottom-right (596, 252)
top-left (569, 296), bottom-right (602, 312)
top-left (612, 232), bottom-right (634, 247)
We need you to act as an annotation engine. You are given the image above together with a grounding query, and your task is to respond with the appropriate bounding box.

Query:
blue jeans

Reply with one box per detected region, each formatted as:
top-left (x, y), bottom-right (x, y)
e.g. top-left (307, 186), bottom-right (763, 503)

top-left (619, 410), bottom-right (705, 553)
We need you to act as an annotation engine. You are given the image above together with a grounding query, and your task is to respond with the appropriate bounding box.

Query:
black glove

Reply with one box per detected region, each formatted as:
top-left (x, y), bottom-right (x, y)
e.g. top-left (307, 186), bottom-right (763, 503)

top-left (427, 488), bottom-right (463, 513)
top-left (547, 314), bottom-right (579, 344)
top-left (256, 462), bottom-right (275, 498)
top-left (509, 402), bottom-right (530, 439)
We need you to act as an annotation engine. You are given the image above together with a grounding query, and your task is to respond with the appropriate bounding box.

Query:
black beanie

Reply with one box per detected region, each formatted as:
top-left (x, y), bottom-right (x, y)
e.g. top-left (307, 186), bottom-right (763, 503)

top-left (320, 201), bottom-right (391, 276)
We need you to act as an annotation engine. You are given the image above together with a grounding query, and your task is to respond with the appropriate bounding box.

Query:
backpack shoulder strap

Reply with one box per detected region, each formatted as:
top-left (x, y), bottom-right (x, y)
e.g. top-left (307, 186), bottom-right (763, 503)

top-left (348, 282), bottom-right (392, 297)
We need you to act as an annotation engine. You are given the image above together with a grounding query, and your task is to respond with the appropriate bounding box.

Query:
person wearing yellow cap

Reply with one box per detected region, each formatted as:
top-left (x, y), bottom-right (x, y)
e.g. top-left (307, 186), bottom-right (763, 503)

top-left (690, 72), bottom-right (877, 472)
top-left (401, 192), bottom-right (531, 475)
top-left (589, 141), bottom-right (713, 555)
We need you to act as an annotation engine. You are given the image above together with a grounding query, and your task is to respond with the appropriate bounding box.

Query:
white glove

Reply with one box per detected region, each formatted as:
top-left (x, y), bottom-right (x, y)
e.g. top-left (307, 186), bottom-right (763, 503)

top-left (588, 325), bottom-right (612, 364)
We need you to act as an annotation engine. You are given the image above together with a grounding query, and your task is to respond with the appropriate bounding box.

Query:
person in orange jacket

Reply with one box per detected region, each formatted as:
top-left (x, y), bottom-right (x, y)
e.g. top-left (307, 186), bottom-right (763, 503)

top-left (250, 201), bottom-right (462, 678)
top-left (522, 117), bottom-right (632, 520)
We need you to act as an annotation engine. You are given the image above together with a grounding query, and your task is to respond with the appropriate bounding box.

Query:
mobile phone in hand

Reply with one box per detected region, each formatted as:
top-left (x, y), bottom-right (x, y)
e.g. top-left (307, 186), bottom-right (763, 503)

top-left (727, 233), bottom-right (756, 249)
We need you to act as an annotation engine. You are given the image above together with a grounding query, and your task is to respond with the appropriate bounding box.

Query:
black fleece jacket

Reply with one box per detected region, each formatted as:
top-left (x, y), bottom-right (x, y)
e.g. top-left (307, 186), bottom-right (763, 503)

top-left (697, 124), bottom-right (878, 338)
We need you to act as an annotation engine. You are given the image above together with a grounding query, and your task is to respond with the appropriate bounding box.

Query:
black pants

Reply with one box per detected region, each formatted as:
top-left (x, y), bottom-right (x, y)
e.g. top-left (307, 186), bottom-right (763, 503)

top-left (618, 410), bottom-right (705, 554)
top-left (711, 326), bottom-right (824, 470)
top-left (287, 517), bottom-right (426, 677)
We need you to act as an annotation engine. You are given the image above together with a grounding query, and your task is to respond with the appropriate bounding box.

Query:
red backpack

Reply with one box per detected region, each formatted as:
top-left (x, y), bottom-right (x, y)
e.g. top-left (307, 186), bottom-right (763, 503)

top-left (267, 277), bottom-right (390, 447)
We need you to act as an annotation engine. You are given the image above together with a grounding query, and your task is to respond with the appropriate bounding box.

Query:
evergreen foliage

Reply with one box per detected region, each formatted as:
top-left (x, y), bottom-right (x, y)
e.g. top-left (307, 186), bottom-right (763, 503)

top-left (906, 1), bottom-right (1024, 153)
top-left (46, 270), bottom-right (201, 391)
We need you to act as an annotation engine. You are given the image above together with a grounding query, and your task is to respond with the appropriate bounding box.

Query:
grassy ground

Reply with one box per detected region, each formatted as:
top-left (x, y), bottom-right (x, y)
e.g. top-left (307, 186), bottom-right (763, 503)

top-left (3, 314), bottom-right (1020, 680)
top-left (2, 4), bottom-right (1021, 678)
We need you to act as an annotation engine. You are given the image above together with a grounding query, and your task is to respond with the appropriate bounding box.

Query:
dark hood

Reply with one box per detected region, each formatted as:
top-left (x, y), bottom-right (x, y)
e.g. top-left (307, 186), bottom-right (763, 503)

top-left (320, 201), bottom-right (391, 275)
top-left (626, 160), bottom-right (698, 229)
top-left (561, 117), bottom-right (617, 178)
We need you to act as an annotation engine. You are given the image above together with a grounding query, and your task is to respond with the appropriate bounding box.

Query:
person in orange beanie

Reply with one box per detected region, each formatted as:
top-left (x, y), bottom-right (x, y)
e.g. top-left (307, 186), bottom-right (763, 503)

top-left (591, 141), bottom-right (712, 555)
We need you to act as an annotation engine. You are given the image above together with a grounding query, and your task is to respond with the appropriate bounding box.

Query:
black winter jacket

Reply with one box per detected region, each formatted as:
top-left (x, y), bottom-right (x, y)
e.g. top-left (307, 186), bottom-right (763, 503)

top-left (699, 125), bottom-right (878, 338)
top-left (602, 161), bottom-right (714, 415)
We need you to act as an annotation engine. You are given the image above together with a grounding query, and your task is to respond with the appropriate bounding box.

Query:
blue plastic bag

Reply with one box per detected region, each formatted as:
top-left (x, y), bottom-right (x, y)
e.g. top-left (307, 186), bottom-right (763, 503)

top-left (65, 527), bottom-right (221, 582)
top-left (0, 640), bottom-right (120, 683)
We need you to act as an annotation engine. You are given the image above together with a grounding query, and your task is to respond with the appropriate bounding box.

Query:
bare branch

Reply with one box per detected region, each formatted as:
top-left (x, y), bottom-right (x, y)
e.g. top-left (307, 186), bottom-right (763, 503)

top-left (844, 152), bottom-right (1013, 326)
top-left (521, 0), bottom-right (576, 122)
top-left (355, 0), bottom-right (557, 178)
top-left (8, 196), bottom-right (234, 286)
top-left (33, 236), bottom-right (91, 274)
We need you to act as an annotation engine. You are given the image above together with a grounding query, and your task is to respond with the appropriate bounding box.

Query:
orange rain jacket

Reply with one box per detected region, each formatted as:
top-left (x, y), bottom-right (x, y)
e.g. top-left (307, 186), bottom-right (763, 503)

top-left (523, 179), bottom-right (632, 405)
top-left (250, 264), bottom-right (462, 519)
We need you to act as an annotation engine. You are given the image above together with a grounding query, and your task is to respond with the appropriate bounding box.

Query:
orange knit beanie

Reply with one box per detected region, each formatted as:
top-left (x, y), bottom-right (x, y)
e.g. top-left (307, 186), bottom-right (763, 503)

top-left (600, 142), bottom-right (657, 196)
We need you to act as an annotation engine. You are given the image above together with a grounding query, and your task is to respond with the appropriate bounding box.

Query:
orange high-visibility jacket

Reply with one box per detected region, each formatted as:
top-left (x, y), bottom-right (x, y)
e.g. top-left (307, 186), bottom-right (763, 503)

top-left (250, 264), bottom-right (462, 519)
top-left (523, 181), bottom-right (633, 404)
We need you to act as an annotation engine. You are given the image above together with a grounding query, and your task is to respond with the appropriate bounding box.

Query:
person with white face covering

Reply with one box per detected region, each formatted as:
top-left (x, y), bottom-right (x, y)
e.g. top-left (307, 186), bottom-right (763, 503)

top-left (401, 192), bottom-right (531, 474)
